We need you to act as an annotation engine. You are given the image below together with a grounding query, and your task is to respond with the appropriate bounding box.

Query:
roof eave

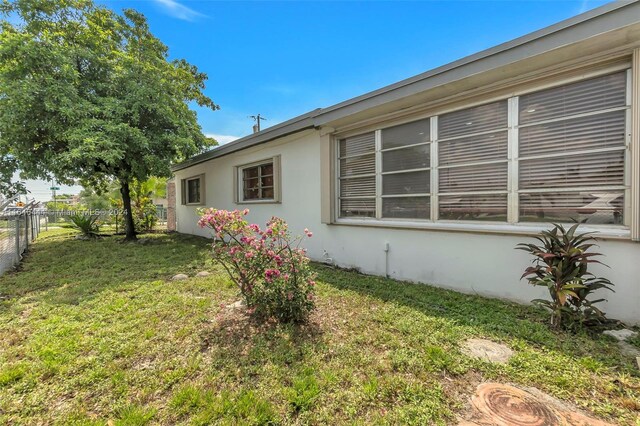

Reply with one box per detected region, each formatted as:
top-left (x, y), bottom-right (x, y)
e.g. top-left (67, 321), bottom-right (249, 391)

top-left (172, 0), bottom-right (640, 173)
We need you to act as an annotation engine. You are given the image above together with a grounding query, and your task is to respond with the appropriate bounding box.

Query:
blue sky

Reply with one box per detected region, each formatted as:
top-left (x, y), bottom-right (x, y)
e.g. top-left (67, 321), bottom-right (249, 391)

top-left (21, 0), bottom-right (614, 201)
top-left (101, 0), bottom-right (612, 141)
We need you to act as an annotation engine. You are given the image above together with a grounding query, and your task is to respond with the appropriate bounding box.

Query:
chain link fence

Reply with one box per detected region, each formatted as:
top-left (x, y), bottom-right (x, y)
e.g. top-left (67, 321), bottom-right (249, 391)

top-left (0, 208), bottom-right (47, 276)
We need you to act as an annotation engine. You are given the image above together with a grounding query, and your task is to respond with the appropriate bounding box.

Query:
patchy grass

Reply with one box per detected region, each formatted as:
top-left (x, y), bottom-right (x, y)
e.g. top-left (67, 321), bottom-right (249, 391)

top-left (0, 231), bottom-right (638, 425)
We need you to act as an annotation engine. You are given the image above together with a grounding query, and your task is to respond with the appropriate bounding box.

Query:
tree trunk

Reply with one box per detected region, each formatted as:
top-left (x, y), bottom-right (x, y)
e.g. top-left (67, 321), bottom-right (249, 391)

top-left (120, 179), bottom-right (137, 241)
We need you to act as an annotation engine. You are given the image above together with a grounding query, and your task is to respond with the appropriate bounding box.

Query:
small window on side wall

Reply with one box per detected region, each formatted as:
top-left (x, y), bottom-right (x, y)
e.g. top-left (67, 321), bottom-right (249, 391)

top-left (181, 174), bottom-right (205, 205)
top-left (235, 156), bottom-right (281, 203)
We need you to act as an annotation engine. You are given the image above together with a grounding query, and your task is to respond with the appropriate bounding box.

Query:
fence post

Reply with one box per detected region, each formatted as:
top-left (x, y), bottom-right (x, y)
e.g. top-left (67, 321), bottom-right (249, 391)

top-left (25, 214), bottom-right (29, 249)
top-left (14, 216), bottom-right (20, 265)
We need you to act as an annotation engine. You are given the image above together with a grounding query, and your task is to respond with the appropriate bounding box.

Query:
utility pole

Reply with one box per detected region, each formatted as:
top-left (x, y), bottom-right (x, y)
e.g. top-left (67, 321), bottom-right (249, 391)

top-left (249, 114), bottom-right (267, 133)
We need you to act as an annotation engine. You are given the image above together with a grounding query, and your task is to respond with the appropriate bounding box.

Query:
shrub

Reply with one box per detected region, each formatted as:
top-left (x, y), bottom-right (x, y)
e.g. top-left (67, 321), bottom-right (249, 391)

top-left (69, 213), bottom-right (100, 237)
top-left (133, 196), bottom-right (158, 233)
top-left (516, 223), bottom-right (614, 330)
top-left (198, 209), bottom-right (316, 323)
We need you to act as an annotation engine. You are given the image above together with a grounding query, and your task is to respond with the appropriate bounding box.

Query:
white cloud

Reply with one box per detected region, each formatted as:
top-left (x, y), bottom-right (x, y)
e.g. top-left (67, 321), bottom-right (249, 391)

top-left (154, 0), bottom-right (205, 21)
top-left (206, 134), bottom-right (241, 145)
top-left (578, 0), bottom-right (590, 13)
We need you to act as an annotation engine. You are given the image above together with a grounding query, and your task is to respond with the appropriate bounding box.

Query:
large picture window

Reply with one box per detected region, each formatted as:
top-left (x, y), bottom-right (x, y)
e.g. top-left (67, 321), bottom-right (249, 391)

top-left (335, 70), bottom-right (631, 229)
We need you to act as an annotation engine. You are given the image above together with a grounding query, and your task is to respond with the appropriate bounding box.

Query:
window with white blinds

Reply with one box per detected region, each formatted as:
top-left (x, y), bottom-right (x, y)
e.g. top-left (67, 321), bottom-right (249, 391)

top-left (338, 132), bottom-right (376, 217)
top-left (381, 119), bottom-right (431, 219)
top-left (518, 72), bottom-right (628, 225)
top-left (336, 69), bottom-right (630, 229)
top-left (437, 101), bottom-right (508, 221)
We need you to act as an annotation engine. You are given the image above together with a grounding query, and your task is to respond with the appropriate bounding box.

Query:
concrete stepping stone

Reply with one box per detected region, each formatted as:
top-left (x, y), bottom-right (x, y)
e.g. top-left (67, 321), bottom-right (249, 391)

top-left (603, 329), bottom-right (637, 341)
top-left (171, 273), bottom-right (189, 281)
top-left (196, 271), bottom-right (211, 277)
top-left (461, 338), bottom-right (514, 364)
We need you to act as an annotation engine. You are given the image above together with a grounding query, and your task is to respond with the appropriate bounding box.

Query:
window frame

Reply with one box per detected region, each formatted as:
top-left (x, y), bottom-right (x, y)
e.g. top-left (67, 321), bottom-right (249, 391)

top-left (181, 174), bottom-right (205, 206)
top-left (234, 156), bottom-right (282, 204)
top-left (332, 64), bottom-right (634, 238)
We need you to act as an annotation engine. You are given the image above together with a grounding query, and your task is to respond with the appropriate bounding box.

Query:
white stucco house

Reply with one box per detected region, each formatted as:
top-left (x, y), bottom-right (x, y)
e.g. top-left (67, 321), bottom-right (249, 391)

top-left (172, 1), bottom-right (640, 324)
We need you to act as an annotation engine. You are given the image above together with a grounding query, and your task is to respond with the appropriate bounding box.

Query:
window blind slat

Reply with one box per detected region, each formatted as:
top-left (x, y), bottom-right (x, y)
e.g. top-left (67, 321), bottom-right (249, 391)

top-left (340, 176), bottom-right (376, 198)
top-left (340, 199), bottom-right (375, 218)
top-left (520, 191), bottom-right (624, 225)
top-left (439, 194), bottom-right (508, 220)
top-left (340, 154), bottom-right (376, 176)
top-left (382, 118), bottom-right (430, 149)
top-left (339, 132), bottom-right (375, 157)
top-left (439, 163), bottom-right (508, 193)
top-left (382, 197), bottom-right (430, 219)
top-left (519, 111), bottom-right (626, 157)
top-left (438, 101), bottom-right (508, 139)
top-left (439, 131), bottom-right (508, 166)
top-left (382, 145), bottom-right (430, 172)
top-left (382, 170), bottom-right (430, 195)
top-left (519, 147), bottom-right (625, 189)
top-left (519, 72), bottom-right (626, 125)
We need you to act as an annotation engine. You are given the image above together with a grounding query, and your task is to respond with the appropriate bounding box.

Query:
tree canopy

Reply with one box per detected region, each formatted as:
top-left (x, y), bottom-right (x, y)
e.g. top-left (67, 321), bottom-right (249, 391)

top-left (0, 0), bottom-right (218, 238)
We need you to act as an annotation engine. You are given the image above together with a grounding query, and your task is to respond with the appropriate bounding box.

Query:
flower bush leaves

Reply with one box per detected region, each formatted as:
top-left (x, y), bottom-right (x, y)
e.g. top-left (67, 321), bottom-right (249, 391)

top-left (199, 209), bottom-right (316, 323)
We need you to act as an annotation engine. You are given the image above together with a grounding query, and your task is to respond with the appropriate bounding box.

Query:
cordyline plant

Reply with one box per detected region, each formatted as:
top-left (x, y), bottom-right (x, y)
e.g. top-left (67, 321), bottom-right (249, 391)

top-left (516, 223), bottom-right (614, 330)
top-left (198, 209), bottom-right (316, 323)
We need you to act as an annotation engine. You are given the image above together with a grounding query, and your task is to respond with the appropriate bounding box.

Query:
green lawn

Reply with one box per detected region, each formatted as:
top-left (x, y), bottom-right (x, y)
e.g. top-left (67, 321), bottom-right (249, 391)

top-left (0, 229), bottom-right (638, 425)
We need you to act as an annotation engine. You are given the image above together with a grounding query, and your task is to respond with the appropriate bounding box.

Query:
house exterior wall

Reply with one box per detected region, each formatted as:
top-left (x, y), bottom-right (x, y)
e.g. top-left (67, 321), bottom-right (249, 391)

top-left (175, 128), bottom-right (640, 324)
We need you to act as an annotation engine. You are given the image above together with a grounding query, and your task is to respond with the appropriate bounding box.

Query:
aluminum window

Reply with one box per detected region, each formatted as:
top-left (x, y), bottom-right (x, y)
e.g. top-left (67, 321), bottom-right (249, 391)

top-left (338, 132), bottom-right (376, 217)
top-left (517, 72), bottom-right (628, 225)
top-left (381, 118), bottom-right (431, 219)
top-left (437, 101), bottom-right (508, 221)
top-left (335, 69), bottom-right (631, 229)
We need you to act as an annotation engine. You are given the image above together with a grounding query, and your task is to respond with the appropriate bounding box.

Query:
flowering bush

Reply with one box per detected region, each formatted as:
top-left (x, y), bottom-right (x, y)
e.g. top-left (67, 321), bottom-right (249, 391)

top-left (198, 209), bottom-right (316, 323)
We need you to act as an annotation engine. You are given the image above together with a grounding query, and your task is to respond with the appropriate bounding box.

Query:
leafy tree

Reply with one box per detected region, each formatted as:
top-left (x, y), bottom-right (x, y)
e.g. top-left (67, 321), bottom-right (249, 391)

top-left (0, 0), bottom-right (218, 240)
top-left (78, 187), bottom-right (112, 210)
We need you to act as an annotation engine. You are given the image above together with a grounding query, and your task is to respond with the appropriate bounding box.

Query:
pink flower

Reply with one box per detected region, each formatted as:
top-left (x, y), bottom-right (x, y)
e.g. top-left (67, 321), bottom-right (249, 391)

top-left (304, 228), bottom-right (313, 238)
top-left (287, 292), bottom-right (293, 300)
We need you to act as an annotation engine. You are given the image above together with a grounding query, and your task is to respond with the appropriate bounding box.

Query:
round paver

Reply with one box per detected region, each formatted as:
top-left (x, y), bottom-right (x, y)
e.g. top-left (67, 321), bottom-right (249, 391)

top-left (462, 338), bottom-right (514, 364)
